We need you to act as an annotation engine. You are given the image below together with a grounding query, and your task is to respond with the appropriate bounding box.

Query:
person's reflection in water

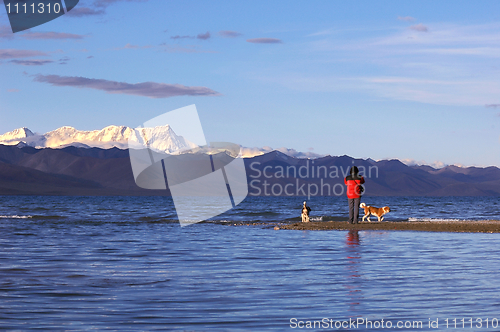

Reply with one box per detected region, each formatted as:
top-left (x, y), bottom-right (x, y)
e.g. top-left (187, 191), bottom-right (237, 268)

top-left (344, 230), bottom-right (363, 313)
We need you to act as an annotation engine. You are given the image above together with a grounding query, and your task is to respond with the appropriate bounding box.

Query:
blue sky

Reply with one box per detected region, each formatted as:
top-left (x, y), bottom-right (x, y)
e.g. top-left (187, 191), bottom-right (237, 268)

top-left (1, 0), bottom-right (500, 167)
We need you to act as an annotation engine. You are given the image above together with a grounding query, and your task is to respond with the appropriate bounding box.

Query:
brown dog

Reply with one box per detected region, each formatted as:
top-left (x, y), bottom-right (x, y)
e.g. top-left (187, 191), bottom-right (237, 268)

top-left (360, 203), bottom-right (390, 222)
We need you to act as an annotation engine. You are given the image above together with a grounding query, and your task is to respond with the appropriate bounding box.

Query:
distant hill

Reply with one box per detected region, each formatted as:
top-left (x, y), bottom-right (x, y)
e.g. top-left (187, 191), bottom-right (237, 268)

top-left (1, 144), bottom-right (499, 196)
top-left (245, 151), bottom-right (500, 196)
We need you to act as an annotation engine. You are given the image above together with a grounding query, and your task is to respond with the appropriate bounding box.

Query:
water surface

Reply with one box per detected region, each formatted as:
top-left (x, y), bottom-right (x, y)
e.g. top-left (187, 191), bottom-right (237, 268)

top-left (1, 196), bottom-right (500, 331)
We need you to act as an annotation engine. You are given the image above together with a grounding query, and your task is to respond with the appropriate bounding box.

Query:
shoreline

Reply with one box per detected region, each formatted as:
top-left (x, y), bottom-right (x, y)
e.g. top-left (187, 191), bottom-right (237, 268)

top-left (279, 220), bottom-right (500, 233)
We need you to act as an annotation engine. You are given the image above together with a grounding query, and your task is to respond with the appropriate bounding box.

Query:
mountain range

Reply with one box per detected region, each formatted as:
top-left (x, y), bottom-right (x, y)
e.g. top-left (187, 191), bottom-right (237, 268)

top-left (0, 143), bottom-right (499, 196)
top-left (0, 126), bottom-right (196, 153)
top-left (0, 126), bottom-right (323, 159)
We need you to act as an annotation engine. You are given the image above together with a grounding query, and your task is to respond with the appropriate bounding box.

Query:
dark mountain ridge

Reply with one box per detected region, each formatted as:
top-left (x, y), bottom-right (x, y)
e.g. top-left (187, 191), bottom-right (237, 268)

top-left (0, 144), bottom-right (499, 196)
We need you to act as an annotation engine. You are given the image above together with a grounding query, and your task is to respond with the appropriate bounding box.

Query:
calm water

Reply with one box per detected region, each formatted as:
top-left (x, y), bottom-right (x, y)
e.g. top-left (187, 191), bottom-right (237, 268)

top-left (1, 196), bottom-right (500, 331)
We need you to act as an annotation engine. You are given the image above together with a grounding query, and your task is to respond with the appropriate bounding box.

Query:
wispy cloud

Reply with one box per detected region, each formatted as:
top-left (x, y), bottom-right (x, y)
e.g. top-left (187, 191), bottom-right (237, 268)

top-left (409, 24), bottom-right (429, 32)
top-left (7, 89), bottom-right (19, 93)
top-left (93, 0), bottom-right (147, 7)
top-left (33, 74), bottom-right (221, 98)
top-left (219, 30), bottom-right (242, 38)
top-left (370, 23), bottom-right (500, 47)
top-left (261, 72), bottom-right (500, 107)
top-left (398, 16), bottom-right (415, 22)
top-left (21, 31), bottom-right (86, 40)
top-left (197, 32), bottom-right (210, 40)
top-left (246, 38), bottom-right (283, 44)
top-left (0, 25), bottom-right (14, 39)
top-left (1, 25), bottom-right (85, 40)
top-left (293, 22), bottom-right (500, 106)
top-left (0, 49), bottom-right (48, 59)
top-left (170, 32), bottom-right (211, 40)
top-left (114, 43), bottom-right (153, 50)
top-left (486, 104), bottom-right (500, 108)
top-left (66, 0), bottom-right (147, 17)
top-left (58, 56), bottom-right (70, 65)
top-left (171, 35), bottom-right (194, 40)
top-left (10, 59), bottom-right (54, 66)
top-left (66, 7), bottom-right (105, 17)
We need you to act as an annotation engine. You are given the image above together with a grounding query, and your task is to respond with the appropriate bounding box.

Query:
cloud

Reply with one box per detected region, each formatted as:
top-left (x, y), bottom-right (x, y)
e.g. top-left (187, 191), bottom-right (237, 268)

top-left (0, 49), bottom-right (48, 59)
top-left (87, 55), bottom-right (94, 59)
top-left (123, 43), bottom-right (139, 49)
top-left (33, 74), bottom-right (221, 98)
top-left (398, 16), bottom-right (416, 22)
top-left (10, 59), bottom-right (54, 66)
top-left (486, 104), bottom-right (500, 108)
top-left (170, 32), bottom-right (211, 41)
top-left (58, 56), bottom-right (71, 65)
top-left (219, 30), bottom-right (242, 38)
top-left (264, 73), bottom-right (500, 107)
top-left (246, 38), bottom-right (283, 44)
top-left (197, 32), bottom-right (210, 40)
top-left (292, 22), bottom-right (500, 106)
top-left (21, 31), bottom-right (85, 40)
top-left (66, 7), bottom-right (105, 16)
top-left (171, 35), bottom-right (194, 40)
top-left (93, 0), bottom-right (147, 8)
top-left (409, 24), bottom-right (429, 32)
top-left (0, 25), bottom-right (14, 39)
top-left (66, 0), bottom-right (147, 16)
top-left (114, 43), bottom-right (153, 50)
top-left (1, 26), bottom-right (85, 40)
top-left (7, 89), bottom-right (19, 93)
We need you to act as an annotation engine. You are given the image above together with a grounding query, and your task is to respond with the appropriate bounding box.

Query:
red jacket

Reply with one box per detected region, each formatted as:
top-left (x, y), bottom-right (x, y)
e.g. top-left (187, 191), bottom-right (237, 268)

top-left (344, 175), bottom-right (365, 199)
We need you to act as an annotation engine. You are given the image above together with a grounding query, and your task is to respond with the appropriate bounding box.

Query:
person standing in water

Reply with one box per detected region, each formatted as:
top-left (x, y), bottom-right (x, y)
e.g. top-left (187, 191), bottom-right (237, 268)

top-left (344, 166), bottom-right (365, 224)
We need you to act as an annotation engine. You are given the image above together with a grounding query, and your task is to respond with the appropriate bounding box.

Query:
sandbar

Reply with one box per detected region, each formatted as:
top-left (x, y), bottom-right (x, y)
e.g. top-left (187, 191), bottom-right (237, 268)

top-left (280, 220), bottom-right (500, 233)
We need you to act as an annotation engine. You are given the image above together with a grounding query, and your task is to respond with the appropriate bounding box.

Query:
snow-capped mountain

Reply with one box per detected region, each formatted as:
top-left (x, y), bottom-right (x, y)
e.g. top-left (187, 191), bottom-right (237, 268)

top-left (0, 126), bottom-right (324, 158)
top-left (0, 127), bottom-right (35, 141)
top-left (0, 125), bottom-right (196, 153)
top-left (0, 127), bottom-right (457, 166)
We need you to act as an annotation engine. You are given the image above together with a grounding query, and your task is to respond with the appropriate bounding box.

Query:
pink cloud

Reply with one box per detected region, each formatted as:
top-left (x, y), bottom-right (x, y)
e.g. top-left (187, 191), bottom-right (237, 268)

top-left (10, 59), bottom-right (54, 66)
top-left (246, 38), bottom-right (283, 44)
top-left (33, 74), bottom-right (221, 98)
top-left (197, 32), bottom-right (211, 40)
top-left (66, 7), bottom-right (105, 16)
top-left (219, 30), bottom-right (243, 38)
top-left (0, 49), bottom-right (48, 59)
top-left (409, 24), bottom-right (429, 32)
top-left (398, 16), bottom-right (416, 22)
top-left (21, 31), bottom-right (85, 40)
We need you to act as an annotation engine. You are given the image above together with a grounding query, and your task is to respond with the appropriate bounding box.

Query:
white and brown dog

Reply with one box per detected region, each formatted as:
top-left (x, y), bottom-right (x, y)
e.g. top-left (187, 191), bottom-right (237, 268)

top-left (360, 203), bottom-right (390, 222)
top-left (301, 201), bottom-right (311, 222)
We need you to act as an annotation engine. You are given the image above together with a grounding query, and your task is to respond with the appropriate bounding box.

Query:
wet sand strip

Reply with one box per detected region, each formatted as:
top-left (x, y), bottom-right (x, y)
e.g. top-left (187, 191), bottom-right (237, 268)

top-left (280, 221), bottom-right (500, 233)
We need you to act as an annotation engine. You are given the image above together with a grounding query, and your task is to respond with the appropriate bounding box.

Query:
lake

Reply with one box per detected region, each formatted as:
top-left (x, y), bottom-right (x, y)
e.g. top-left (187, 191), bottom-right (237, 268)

top-left (1, 195), bottom-right (499, 331)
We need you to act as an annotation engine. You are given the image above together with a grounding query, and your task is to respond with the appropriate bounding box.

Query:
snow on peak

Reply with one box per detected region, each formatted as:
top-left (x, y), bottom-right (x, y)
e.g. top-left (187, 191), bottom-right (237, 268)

top-left (0, 125), bottom-right (195, 153)
top-left (128, 125), bottom-right (196, 153)
top-left (0, 127), bottom-right (35, 143)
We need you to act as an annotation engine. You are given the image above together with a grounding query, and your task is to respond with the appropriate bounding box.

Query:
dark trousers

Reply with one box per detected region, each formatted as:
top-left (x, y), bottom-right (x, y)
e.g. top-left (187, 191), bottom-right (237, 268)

top-left (348, 197), bottom-right (361, 224)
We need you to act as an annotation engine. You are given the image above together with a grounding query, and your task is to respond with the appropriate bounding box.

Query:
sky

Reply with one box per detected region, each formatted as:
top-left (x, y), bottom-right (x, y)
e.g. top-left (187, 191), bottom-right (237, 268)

top-left (1, 0), bottom-right (500, 167)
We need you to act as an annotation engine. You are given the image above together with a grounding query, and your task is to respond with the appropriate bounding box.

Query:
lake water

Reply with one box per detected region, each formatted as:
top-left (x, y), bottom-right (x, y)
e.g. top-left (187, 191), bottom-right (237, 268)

top-left (1, 195), bottom-right (500, 331)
